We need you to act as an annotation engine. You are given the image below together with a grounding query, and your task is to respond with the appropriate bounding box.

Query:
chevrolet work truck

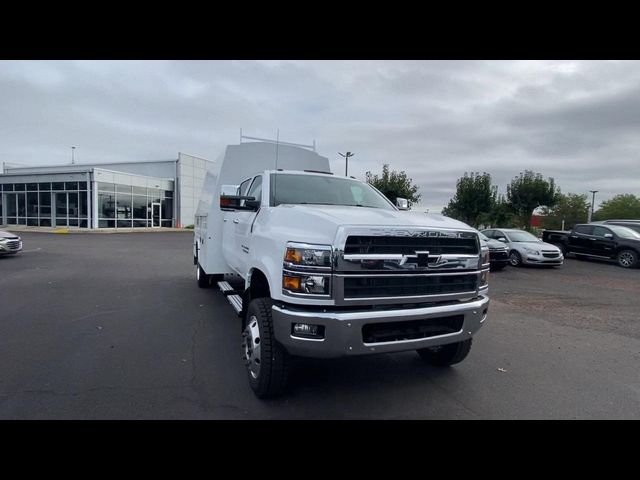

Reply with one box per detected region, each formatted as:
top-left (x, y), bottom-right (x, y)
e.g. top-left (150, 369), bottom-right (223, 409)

top-left (194, 142), bottom-right (490, 398)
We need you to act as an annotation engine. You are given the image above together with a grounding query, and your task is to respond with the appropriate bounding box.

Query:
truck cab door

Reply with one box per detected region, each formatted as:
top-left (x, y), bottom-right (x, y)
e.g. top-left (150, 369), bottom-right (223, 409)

top-left (568, 225), bottom-right (593, 254)
top-left (222, 178), bottom-right (252, 274)
top-left (234, 174), bottom-right (263, 276)
top-left (591, 226), bottom-right (617, 258)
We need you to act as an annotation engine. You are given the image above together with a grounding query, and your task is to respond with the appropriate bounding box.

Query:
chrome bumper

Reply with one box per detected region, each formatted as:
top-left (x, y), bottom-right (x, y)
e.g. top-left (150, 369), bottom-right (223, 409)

top-left (272, 295), bottom-right (489, 358)
top-left (0, 241), bottom-right (22, 253)
top-left (523, 254), bottom-right (563, 265)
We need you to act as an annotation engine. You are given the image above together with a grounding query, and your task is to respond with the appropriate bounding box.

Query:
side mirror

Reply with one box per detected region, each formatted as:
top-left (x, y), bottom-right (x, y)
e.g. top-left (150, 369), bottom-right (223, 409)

top-left (497, 237), bottom-right (507, 242)
top-left (395, 198), bottom-right (409, 210)
top-left (604, 233), bottom-right (614, 239)
top-left (220, 195), bottom-right (258, 211)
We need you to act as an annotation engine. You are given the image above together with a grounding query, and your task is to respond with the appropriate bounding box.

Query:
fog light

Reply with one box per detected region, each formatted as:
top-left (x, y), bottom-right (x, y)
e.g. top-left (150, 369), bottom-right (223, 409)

top-left (292, 323), bottom-right (325, 339)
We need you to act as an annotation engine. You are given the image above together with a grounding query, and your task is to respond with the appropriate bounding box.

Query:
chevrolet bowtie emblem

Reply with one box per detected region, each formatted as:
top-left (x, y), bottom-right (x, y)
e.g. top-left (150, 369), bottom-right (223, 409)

top-left (400, 250), bottom-right (442, 267)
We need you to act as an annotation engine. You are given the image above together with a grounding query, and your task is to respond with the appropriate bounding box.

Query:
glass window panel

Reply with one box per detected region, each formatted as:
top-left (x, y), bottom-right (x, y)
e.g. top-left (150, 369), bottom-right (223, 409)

top-left (27, 218), bottom-right (38, 226)
top-left (98, 193), bottom-right (116, 219)
top-left (148, 188), bottom-right (162, 203)
top-left (161, 220), bottom-right (172, 227)
top-left (52, 182), bottom-right (65, 190)
top-left (79, 192), bottom-right (88, 219)
top-left (132, 195), bottom-right (148, 219)
top-left (116, 193), bottom-right (132, 219)
top-left (98, 182), bottom-right (115, 192)
top-left (132, 186), bottom-right (147, 196)
top-left (161, 198), bottom-right (173, 220)
top-left (68, 192), bottom-right (79, 219)
top-left (2, 184), bottom-right (14, 191)
top-left (7, 218), bottom-right (17, 224)
top-left (133, 220), bottom-right (148, 228)
top-left (18, 193), bottom-right (26, 217)
top-left (79, 220), bottom-right (88, 228)
top-left (116, 184), bottom-right (132, 194)
top-left (18, 218), bottom-right (26, 225)
top-left (55, 193), bottom-right (67, 223)
top-left (14, 183), bottom-right (26, 191)
top-left (27, 183), bottom-right (38, 191)
top-left (65, 182), bottom-right (78, 190)
top-left (0, 194), bottom-right (2, 218)
top-left (27, 192), bottom-right (38, 217)
top-left (39, 182), bottom-right (51, 191)
top-left (164, 190), bottom-right (173, 198)
top-left (117, 220), bottom-right (132, 228)
top-left (39, 192), bottom-right (51, 216)
top-left (78, 181), bottom-right (87, 190)
top-left (68, 219), bottom-right (78, 227)
top-left (39, 218), bottom-right (52, 227)
top-left (6, 194), bottom-right (17, 216)
top-left (99, 220), bottom-right (115, 228)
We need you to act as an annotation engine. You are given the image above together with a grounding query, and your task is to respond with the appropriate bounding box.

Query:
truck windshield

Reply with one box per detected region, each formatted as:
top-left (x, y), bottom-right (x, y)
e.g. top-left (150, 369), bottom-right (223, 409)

top-left (608, 225), bottom-right (640, 239)
top-left (270, 173), bottom-right (395, 210)
top-left (506, 231), bottom-right (540, 242)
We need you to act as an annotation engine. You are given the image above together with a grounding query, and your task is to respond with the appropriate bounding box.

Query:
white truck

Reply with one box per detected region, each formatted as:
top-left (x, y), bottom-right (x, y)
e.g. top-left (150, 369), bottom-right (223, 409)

top-left (194, 142), bottom-right (490, 398)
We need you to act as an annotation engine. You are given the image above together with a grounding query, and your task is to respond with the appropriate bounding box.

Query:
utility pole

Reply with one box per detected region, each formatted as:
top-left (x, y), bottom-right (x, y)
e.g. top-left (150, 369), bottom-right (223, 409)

top-left (589, 190), bottom-right (598, 222)
top-left (338, 151), bottom-right (354, 176)
top-left (71, 146), bottom-right (76, 165)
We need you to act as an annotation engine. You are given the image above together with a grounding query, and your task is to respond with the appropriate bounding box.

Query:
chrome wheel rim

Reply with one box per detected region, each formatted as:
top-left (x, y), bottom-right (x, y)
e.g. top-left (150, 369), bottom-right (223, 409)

top-left (509, 253), bottom-right (520, 266)
top-left (242, 315), bottom-right (261, 379)
top-left (619, 252), bottom-right (634, 267)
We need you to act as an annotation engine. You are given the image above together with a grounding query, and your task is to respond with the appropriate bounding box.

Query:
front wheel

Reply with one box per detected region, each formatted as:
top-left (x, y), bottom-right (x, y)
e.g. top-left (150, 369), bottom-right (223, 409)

top-left (509, 251), bottom-right (523, 267)
top-left (617, 249), bottom-right (638, 268)
top-left (417, 339), bottom-right (472, 367)
top-left (242, 298), bottom-right (291, 398)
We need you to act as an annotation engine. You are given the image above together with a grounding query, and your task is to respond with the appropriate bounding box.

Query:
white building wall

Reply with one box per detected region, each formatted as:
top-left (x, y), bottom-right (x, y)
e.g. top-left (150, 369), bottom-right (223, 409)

top-left (177, 152), bottom-right (215, 227)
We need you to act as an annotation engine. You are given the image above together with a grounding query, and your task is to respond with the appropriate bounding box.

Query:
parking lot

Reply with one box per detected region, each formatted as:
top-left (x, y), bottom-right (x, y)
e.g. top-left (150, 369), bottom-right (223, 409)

top-left (1, 231), bottom-right (639, 419)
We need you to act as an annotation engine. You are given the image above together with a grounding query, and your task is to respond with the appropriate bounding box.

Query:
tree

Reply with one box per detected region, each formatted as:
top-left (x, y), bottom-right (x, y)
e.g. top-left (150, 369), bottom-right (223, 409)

top-left (484, 194), bottom-right (517, 228)
top-left (539, 193), bottom-right (589, 230)
top-left (593, 194), bottom-right (640, 220)
top-left (506, 170), bottom-right (559, 229)
top-left (441, 172), bottom-right (497, 227)
top-left (365, 164), bottom-right (421, 207)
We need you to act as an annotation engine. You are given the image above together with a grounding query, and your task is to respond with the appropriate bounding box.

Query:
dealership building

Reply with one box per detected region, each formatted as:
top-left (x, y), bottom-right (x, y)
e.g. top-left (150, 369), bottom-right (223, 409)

top-left (0, 152), bottom-right (212, 229)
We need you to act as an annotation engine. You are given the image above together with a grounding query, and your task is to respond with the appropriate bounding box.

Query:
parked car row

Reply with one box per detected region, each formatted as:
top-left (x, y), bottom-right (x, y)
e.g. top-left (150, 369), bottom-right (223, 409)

top-left (0, 230), bottom-right (23, 256)
top-left (480, 228), bottom-right (564, 269)
top-left (542, 219), bottom-right (640, 268)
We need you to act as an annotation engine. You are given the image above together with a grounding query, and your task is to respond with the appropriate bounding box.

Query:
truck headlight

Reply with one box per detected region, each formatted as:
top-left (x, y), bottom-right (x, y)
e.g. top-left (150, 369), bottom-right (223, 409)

top-left (284, 243), bottom-right (332, 268)
top-left (283, 272), bottom-right (330, 295)
top-left (480, 270), bottom-right (489, 287)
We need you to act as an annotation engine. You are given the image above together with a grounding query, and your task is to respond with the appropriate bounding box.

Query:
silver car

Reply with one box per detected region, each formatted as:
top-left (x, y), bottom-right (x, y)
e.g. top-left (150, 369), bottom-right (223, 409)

top-left (0, 230), bottom-right (23, 256)
top-left (481, 228), bottom-right (563, 267)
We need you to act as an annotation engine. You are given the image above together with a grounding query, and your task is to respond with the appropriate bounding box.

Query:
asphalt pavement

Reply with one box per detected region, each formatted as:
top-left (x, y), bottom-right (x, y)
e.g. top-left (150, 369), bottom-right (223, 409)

top-left (1, 231), bottom-right (639, 419)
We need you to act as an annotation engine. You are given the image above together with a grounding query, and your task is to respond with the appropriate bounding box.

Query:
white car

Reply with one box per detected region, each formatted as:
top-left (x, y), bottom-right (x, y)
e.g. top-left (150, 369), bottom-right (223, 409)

top-left (0, 230), bottom-right (22, 256)
top-left (481, 228), bottom-right (563, 267)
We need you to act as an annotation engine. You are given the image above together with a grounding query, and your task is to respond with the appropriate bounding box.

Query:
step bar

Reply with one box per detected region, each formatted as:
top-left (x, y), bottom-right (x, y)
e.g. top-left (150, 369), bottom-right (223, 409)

top-left (218, 281), bottom-right (243, 316)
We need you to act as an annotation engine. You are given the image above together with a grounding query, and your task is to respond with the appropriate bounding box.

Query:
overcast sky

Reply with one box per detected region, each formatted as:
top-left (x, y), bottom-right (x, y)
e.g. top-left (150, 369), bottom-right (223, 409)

top-left (1, 60), bottom-right (639, 212)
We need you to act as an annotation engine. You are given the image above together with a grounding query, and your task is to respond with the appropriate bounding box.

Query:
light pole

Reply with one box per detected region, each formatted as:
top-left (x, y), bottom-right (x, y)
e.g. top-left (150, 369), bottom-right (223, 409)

top-left (338, 151), bottom-right (354, 177)
top-left (589, 190), bottom-right (598, 222)
top-left (71, 146), bottom-right (76, 165)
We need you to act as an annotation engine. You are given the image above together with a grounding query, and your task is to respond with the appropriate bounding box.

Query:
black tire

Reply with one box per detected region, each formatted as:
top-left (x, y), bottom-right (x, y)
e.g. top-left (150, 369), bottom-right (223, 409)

top-left (509, 250), bottom-right (522, 267)
top-left (555, 244), bottom-right (567, 256)
top-left (243, 298), bottom-right (291, 398)
top-left (196, 264), bottom-right (210, 288)
top-left (617, 249), bottom-right (638, 268)
top-left (417, 339), bottom-right (472, 367)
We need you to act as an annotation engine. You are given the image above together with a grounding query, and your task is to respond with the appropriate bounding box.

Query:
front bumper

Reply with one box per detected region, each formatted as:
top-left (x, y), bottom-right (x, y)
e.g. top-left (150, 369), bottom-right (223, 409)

top-left (522, 253), bottom-right (564, 265)
top-left (0, 240), bottom-right (22, 254)
top-left (272, 295), bottom-right (489, 358)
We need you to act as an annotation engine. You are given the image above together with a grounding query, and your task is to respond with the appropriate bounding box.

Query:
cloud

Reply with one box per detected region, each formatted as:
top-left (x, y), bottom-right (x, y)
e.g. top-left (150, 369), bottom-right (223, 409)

top-left (1, 60), bottom-right (639, 213)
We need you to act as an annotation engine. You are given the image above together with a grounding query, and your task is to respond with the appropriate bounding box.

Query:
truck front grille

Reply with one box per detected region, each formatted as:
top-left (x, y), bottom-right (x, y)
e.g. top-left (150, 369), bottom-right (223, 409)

top-left (344, 235), bottom-right (478, 256)
top-left (343, 274), bottom-right (477, 299)
top-left (5, 241), bottom-right (20, 250)
top-left (362, 315), bottom-right (464, 343)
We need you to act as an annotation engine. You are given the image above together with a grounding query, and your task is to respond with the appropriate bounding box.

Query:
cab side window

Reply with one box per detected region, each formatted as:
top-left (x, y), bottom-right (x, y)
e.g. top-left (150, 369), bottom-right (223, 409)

top-left (592, 226), bottom-right (612, 238)
top-left (246, 175), bottom-right (263, 206)
top-left (574, 225), bottom-right (593, 235)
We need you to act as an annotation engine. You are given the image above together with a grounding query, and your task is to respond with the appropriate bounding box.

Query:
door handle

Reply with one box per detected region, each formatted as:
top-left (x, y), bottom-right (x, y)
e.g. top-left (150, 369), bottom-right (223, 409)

top-left (233, 219), bottom-right (239, 224)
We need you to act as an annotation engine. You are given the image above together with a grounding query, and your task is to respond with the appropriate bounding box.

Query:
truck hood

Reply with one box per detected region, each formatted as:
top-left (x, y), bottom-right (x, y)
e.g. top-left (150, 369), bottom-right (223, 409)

top-left (265, 205), bottom-right (475, 245)
top-left (0, 230), bottom-right (19, 239)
